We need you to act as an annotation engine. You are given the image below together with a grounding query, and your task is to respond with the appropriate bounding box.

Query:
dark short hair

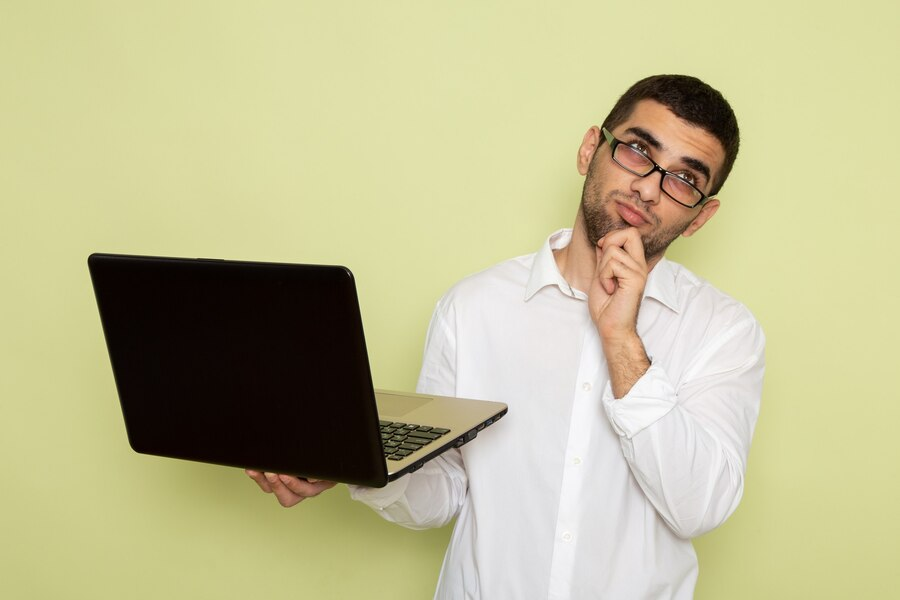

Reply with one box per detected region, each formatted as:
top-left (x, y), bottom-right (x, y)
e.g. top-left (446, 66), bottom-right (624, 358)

top-left (601, 74), bottom-right (740, 196)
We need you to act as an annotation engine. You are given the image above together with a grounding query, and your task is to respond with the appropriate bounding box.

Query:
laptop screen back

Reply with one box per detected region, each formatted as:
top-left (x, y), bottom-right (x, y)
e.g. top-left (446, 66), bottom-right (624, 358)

top-left (89, 254), bottom-right (388, 486)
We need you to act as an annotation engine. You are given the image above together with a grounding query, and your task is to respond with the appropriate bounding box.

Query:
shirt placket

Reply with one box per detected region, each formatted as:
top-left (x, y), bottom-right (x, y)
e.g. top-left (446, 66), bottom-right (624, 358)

top-left (547, 318), bottom-right (603, 599)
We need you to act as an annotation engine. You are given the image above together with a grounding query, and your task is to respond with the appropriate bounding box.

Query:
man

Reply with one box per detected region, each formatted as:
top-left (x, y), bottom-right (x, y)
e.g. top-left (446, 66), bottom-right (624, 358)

top-left (248, 74), bottom-right (765, 599)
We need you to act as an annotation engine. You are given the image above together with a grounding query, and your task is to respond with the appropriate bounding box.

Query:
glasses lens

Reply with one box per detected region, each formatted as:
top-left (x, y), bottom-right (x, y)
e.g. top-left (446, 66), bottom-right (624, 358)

top-left (614, 144), bottom-right (653, 175)
top-left (662, 174), bottom-right (702, 207)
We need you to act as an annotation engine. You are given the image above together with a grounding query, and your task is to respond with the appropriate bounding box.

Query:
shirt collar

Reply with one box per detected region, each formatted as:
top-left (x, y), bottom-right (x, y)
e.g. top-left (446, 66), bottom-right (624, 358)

top-left (524, 228), bottom-right (682, 313)
top-left (525, 229), bottom-right (583, 301)
top-left (643, 258), bottom-right (680, 313)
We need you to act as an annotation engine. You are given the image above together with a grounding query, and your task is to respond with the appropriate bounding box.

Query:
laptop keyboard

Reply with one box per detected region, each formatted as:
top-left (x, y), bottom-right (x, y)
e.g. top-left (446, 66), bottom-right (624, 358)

top-left (380, 420), bottom-right (451, 461)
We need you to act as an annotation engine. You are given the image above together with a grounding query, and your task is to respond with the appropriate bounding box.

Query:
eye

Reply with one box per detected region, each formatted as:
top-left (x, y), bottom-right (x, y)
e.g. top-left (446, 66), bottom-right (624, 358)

top-left (672, 171), bottom-right (697, 186)
top-left (627, 141), bottom-right (650, 156)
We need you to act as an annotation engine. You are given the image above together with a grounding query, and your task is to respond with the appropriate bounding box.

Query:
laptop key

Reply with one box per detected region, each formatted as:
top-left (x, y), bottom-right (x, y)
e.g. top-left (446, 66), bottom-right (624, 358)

top-left (381, 421), bottom-right (452, 462)
top-left (406, 436), bottom-right (434, 446)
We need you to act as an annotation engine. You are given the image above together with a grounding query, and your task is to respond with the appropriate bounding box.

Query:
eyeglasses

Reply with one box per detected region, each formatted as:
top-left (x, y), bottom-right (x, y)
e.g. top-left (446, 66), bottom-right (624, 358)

top-left (601, 127), bottom-right (711, 209)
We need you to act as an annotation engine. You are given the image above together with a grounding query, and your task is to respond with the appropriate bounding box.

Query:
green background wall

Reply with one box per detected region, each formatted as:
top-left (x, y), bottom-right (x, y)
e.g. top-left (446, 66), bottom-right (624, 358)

top-left (2, 1), bottom-right (898, 598)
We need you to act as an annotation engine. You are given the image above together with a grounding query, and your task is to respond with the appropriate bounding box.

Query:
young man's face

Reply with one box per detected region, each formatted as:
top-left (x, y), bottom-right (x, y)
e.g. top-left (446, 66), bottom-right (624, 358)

top-left (577, 99), bottom-right (726, 260)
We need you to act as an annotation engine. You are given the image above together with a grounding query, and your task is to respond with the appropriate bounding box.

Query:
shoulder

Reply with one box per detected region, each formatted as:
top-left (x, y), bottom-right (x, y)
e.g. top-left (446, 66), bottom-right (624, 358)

top-left (654, 260), bottom-right (766, 382)
top-left (662, 259), bottom-right (763, 336)
top-left (438, 252), bottom-right (536, 309)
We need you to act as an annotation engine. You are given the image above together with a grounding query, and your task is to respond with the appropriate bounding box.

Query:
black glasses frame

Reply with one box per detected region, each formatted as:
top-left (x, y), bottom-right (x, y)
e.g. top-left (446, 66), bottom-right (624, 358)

top-left (601, 127), bottom-right (710, 209)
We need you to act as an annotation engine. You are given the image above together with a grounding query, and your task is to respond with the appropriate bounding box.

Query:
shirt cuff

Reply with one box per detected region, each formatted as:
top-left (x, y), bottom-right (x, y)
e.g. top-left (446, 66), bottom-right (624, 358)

top-left (602, 364), bottom-right (678, 439)
top-left (347, 476), bottom-right (411, 510)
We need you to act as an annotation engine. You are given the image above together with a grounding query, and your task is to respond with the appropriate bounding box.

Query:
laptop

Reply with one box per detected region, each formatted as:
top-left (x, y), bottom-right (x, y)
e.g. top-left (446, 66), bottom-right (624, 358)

top-left (88, 253), bottom-right (507, 488)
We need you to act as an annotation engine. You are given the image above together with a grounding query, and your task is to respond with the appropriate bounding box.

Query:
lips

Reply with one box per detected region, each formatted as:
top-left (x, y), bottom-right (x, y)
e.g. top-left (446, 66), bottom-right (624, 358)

top-left (615, 202), bottom-right (649, 227)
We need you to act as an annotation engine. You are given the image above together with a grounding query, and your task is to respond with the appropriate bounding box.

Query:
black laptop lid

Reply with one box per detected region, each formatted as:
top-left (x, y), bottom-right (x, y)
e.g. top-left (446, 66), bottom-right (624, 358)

top-left (88, 253), bottom-right (389, 487)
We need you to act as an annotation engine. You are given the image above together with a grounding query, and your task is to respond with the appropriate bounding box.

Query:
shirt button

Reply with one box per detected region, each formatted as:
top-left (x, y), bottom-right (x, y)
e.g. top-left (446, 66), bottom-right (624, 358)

top-left (572, 457), bottom-right (582, 466)
top-left (562, 531), bottom-right (573, 542)
top-left (582, 382), bottom-right (592, 392)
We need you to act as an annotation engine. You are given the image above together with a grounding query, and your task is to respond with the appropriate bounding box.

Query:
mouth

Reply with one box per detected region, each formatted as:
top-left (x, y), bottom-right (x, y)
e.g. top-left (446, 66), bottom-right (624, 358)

top-left (615, 201), bottom-right (651, 227)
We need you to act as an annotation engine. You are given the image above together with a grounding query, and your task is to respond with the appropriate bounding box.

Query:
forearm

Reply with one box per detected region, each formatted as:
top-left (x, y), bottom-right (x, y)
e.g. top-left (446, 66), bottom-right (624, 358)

top-left (349, 449), bottom-right (467, 530)
top-left (603, 331), bottom-right (651, 399)
top-left (603, 338), bottom-right (764, 538)
top-left (603, 331), bottom-right (741, 536)
top-left (615, 399), bottom-right (748, 538)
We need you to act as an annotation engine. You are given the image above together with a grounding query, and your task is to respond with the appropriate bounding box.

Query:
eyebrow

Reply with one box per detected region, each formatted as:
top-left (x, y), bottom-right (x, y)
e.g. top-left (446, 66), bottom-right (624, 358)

top-left (624, 126), bottom-right (712, 186)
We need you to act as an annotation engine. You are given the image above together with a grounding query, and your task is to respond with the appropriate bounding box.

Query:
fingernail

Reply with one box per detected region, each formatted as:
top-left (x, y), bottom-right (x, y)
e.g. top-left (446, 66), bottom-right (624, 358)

top-left (307, 478), bottom-right (320, 483)
top-left (265, 472), bottom-right (278, 483)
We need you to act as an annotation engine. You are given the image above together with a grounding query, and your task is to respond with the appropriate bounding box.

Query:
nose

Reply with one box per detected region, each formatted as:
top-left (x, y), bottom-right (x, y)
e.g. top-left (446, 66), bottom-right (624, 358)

top-left (630, 167), bottom-right (664, 205)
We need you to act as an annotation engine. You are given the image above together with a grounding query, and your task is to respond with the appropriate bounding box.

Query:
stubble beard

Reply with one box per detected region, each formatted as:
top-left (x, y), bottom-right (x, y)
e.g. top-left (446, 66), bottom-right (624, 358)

top-left (580, 163), bottom-right (693, 261)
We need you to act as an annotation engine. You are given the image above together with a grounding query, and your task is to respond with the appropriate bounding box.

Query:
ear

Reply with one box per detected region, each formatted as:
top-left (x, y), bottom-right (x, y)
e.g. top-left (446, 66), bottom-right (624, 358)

top-left (577, 126), bottom-right (602, 176)
top-left (681, 198), bottom-right (720, 237)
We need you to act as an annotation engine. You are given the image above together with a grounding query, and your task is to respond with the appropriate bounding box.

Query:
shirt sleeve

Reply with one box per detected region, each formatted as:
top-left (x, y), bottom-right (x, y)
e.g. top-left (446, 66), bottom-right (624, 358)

top-left (601, 315), bottom-right (766, 539)
top-left (348, 296), bottom-right (469, 529)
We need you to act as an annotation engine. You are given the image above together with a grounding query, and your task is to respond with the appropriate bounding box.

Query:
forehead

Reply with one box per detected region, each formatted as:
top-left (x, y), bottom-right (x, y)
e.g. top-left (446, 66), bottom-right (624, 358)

top-left (613, 99), bottom-right (726, 179)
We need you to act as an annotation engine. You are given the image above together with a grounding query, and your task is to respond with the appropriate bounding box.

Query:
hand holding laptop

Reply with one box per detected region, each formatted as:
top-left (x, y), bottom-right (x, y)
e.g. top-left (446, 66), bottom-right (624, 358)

top-left (245, 470), bottom-right (336, 507)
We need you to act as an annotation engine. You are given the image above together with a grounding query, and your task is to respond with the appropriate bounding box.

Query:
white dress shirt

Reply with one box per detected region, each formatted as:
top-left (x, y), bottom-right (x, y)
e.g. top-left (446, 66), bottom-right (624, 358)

top-left (351, 229), bottom-right (765, 599)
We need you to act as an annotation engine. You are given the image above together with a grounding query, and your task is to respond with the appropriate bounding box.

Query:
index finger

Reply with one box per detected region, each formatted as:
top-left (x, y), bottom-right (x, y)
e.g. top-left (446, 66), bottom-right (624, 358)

top-left (599, 227), bottom-right (646, 265)
top-left (245, 469), bottom-right (273, 493)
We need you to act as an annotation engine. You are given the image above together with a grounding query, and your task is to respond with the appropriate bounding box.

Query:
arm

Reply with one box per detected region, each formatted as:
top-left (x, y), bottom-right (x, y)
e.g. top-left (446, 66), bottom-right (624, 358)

top-left (590, 228), bottom-right (765, 538)
top-left (603, 320), bottom-right (765, 538)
